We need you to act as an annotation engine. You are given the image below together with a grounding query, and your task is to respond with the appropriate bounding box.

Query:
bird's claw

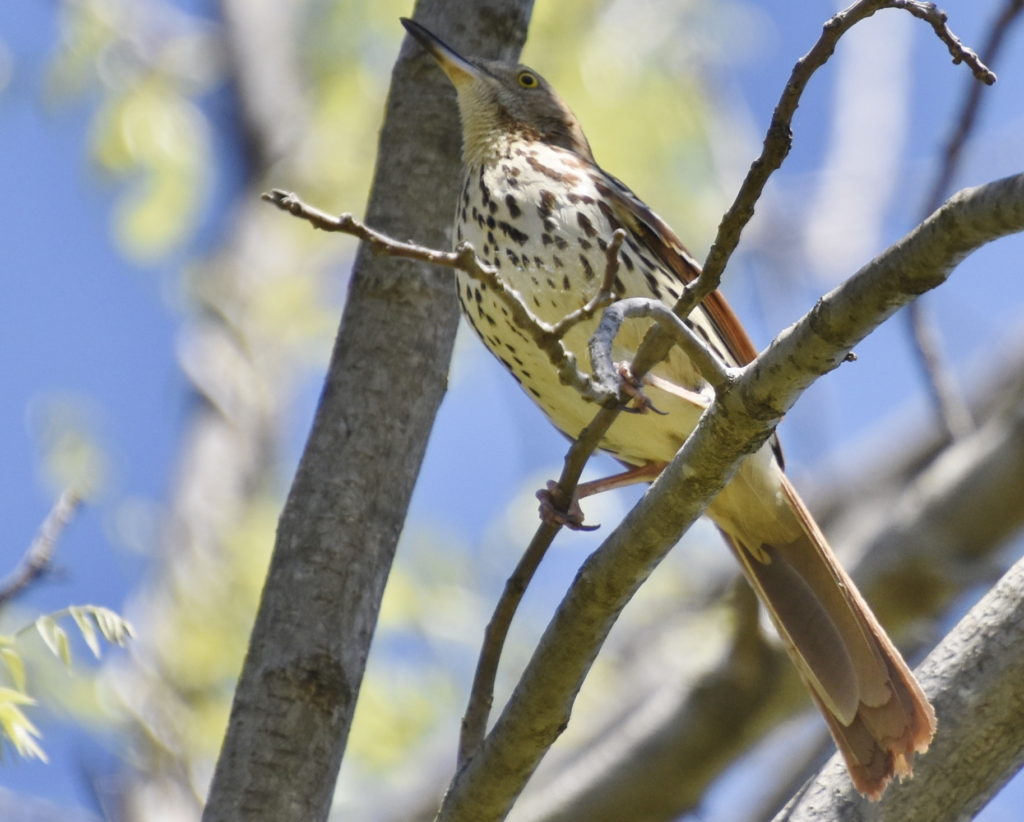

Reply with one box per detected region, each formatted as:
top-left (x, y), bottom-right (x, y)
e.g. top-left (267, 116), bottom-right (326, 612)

top-left (537, 481), bottom-right (600, 531)
top-left (616, 362), bottom-right (667, 415)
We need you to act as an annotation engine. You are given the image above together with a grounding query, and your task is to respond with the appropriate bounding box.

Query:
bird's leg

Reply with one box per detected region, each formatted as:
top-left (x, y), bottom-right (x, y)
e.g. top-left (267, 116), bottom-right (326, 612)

top-left (537, 462), bottom-right (665, 530)
top-left (577, 462), bottom-right (665, 497)
top-left (616, 362), bottom-right (667, 415)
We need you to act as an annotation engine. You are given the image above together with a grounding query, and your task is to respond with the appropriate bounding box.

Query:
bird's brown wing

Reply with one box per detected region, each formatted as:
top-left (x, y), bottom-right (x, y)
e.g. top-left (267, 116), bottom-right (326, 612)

top-left (592, 171), bottom-right (759, 369)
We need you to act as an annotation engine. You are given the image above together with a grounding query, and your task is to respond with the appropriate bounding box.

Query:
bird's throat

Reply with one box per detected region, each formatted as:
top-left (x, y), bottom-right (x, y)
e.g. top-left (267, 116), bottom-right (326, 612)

top-left (453, 86), bottom-right (518, 166)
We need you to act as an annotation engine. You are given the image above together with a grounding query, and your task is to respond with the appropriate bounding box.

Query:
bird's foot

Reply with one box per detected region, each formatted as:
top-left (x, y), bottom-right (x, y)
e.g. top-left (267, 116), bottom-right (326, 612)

top-left (616, 362), bottom-right (667, 415)
top-left (537, 481), bottom-right (600, 531)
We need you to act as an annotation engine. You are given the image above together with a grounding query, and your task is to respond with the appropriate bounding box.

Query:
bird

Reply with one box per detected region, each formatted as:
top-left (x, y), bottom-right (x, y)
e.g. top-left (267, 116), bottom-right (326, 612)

top-left (400, 17), bottom-right (936, 799)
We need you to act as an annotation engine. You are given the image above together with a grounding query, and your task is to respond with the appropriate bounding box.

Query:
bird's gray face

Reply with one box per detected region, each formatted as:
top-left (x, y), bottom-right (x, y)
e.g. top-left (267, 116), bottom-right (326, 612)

top-left (401, 18), bottom-right (592, 164)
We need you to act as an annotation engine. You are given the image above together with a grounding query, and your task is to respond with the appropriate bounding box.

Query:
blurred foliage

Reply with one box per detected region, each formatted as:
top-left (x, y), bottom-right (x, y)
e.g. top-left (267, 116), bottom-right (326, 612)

top-left (0, 687), bottom-right (44, 762)
top-left (27, 393), bottom-right (110, 500)
top-left (526, 0), bottom-right (726, 245)
top-left (93, 494), bottom-right (281, 804)
top-left (47, 0), bottom-right (216, 261)
top-left (92, 79), bottom-right (208, 259)
top-left (0, 606), bottom-right (132, 763)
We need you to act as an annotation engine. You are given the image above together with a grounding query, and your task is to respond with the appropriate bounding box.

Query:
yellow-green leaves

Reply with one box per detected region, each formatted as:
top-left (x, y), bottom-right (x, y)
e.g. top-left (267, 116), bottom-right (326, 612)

top-left (34, 615), bottom-right (72, 667)
top-left (0, 688), bottom-right (46, 762)
top-left (0, 606), bottom-right (133, 761)
top-left (91, 79), bottom-right (209, 261)
top-left (31, 605), bottom-right (134, 666)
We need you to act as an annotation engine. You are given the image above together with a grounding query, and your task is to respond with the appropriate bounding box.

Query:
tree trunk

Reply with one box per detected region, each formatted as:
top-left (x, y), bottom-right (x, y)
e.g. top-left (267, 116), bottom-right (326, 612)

top-left (201, 3), bottom-right (535, 820)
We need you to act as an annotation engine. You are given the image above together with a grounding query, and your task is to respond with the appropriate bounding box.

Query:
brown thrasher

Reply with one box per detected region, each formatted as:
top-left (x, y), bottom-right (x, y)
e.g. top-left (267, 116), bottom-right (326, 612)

top-left (401, 18), bottom-right (935, 799)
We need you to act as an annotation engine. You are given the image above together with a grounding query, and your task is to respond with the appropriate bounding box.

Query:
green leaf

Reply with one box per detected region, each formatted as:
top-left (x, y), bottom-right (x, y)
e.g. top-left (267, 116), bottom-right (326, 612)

top-left (35, 615), bottom-right (72, 666)
top-left (0, 687), bottom-right (47, 762)
top-left (87, 606), bottom-right (134, 646)
top-left (0, 645), bottom-right (26, 692)
top-left (69, 606), bottom-right (101, 658)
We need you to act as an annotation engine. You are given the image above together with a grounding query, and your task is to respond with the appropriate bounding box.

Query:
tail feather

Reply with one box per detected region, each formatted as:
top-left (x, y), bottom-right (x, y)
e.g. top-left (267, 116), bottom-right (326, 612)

top-left (712, 471), bottom-right (935, 799)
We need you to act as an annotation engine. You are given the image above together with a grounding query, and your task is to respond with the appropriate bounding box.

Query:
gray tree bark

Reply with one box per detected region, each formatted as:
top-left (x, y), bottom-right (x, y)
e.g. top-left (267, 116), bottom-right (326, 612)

top-left (200, 3), bottom-right (535, 821)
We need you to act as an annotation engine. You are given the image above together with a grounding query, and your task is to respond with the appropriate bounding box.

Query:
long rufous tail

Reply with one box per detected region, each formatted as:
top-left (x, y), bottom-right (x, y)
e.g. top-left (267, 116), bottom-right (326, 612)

top-left (711, 470), bottom-right (935, 799)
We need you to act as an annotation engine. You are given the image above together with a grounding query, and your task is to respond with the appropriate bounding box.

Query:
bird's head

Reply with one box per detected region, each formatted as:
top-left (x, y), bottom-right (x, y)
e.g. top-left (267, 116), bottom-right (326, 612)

top-left (401, 18), bottom-right (593, 166)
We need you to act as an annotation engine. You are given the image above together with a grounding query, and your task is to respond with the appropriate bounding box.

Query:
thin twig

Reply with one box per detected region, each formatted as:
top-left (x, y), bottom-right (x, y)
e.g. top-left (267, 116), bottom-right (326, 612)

top-left (631, 0), bottom-right (994, 383)
top-left (457, 233), bottom-right (635, 766)
top-left (921, 0), bottom-right (1021, 212)
top-left (0, 490), bottom-right (82, 607)
top-left (892, 0), bottom-right (998, 84)
top-left (262, 190), bottom-right (617, 406)
top-left (905, 305), bottom-right (974, 437)
top-left (905, 0), bottom-right (1023, 440)
top-left (697, 1), bottom-right (895, 300)
top-left (458, 522), bottom-right (560, 766)
top-left (590, 297), bottom-right (733, 394)
top-left (548, 229), bottom-right (626, 339)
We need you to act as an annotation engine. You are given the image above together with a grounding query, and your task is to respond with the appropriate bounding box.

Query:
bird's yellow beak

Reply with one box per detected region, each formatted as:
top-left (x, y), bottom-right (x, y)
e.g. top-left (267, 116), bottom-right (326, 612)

top-left (401, 18), bottom-right (483, 89)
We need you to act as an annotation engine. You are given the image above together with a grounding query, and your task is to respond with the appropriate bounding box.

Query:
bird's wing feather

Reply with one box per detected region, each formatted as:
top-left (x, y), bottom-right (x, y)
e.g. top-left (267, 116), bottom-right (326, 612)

top-left (594, 170), bottom-right (759, 368)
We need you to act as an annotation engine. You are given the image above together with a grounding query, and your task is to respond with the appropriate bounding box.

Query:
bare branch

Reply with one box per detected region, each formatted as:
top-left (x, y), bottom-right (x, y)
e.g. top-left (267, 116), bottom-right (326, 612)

top-left (631, 0), bottom-right (990, 386)
top-left (458, 521), bottom-right (561, 766)
top-left (262, 189), bottom-right (618, 407)
top-left (0, 491), bottom-right (82, 608)
top-left (905, 0), bottom-right (1023, 439)
top-left (921, 0), bottom-right (1023, 214)
top-left (695, 0), bottom-right (991, 305)
top-left (458, 231), bottom-right (635, 766)
top-left (905, 303), bottom-right (974, 437)
top-left (892, 0), bottom-right (998, 84)
top-left (589, 297), bottom-right (733, 394)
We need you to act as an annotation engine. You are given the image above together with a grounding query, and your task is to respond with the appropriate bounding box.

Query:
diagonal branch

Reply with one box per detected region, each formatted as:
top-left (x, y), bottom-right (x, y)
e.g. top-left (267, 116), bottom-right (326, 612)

top-left (693, 0), bottom-right (992, 307)
top-left (433, 174), bottom-right (1024, 822)
top-left (631, 0), bottom-right (991, 392)
top-left (457, 230), bottom-right (630, 765)
top-left (920, 0), bottom-right (1022, 214)
top-left (262, 190), bottom-right (618, 406)
top-left (0, 491), bottom-right (82, 608)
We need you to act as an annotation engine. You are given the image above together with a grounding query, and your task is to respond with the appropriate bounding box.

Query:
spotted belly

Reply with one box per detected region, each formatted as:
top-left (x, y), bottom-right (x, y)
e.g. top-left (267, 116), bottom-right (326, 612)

top-left (452, 150), bottom-right (719, 467)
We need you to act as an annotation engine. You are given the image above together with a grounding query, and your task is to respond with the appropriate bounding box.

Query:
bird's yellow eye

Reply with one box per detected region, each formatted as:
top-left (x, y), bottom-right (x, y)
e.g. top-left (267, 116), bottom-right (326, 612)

top-left (517, 71), bottom-right (539, 89)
